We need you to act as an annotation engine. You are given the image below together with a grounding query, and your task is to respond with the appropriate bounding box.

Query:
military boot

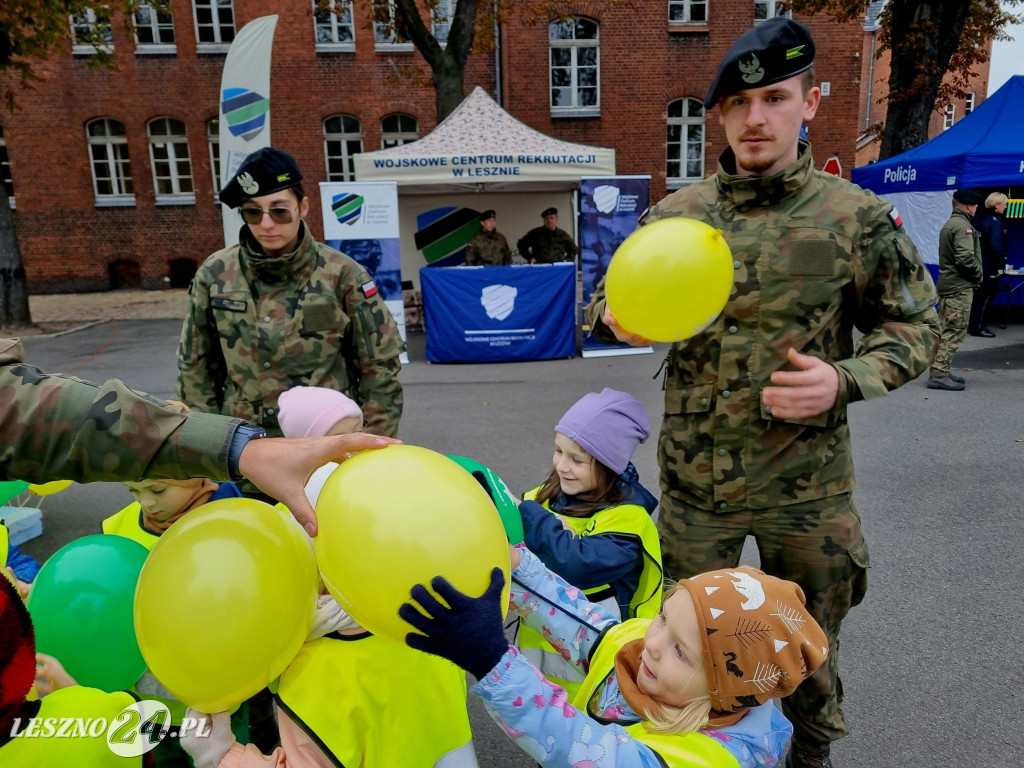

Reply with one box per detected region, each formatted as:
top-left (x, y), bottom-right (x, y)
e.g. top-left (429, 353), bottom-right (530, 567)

top-left (948, 372), bottom-right (966, 384)
top-left (926, 375), bottom-right (966, 391)
top-left (785, 745), bottom-right (834, 768)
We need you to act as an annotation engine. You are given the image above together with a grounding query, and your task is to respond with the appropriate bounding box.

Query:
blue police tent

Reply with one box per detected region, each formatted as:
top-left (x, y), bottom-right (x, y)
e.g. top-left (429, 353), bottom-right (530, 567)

top-left (852, 76), bottom-right (1024, 271)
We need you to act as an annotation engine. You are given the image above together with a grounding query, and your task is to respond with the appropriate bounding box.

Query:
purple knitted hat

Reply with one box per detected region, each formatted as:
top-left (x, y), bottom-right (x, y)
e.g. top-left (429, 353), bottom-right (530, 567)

top-left (555, 388), bottom-right (650, 473)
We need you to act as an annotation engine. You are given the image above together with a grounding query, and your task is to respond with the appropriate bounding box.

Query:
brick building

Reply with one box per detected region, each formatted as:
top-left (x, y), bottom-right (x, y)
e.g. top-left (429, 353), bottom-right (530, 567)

top-left (2, 1), bottom-right (867, 294)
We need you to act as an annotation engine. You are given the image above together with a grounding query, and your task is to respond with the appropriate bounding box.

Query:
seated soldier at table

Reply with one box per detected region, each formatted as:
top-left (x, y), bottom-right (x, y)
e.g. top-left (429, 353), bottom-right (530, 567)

top-left (465, 210), bottom-right (512, 266)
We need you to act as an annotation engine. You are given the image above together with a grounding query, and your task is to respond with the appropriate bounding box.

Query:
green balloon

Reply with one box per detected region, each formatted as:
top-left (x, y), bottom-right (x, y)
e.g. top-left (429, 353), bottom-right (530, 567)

top-left (27, 534), bottom-right (150, 692)
top-left (447, 455), bottom-right (524, 545)
top-left (0, 479), bottom-right (30, 505)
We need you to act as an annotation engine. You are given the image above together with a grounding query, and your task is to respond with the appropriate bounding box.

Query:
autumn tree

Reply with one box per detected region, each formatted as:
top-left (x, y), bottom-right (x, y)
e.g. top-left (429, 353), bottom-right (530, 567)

top-left (789, 0), bottom-right (1022, 159)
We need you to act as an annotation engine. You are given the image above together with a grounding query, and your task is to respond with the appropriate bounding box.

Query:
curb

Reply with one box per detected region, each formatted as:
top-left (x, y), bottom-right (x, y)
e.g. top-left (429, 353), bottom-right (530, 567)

top-left (29, 319), bottom-right (110, 340)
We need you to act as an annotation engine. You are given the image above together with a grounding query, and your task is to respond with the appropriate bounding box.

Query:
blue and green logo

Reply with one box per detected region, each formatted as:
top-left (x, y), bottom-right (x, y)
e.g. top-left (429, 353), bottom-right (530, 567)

top-left (332, 193), bottom-right (364, 225)
top-left (221, 88), bottom-right (269, 141)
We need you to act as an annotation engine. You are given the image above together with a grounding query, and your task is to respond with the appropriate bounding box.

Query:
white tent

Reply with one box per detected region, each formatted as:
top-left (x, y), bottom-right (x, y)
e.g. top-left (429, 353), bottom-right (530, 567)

top-left (354, 87), bottom-right (616, 193)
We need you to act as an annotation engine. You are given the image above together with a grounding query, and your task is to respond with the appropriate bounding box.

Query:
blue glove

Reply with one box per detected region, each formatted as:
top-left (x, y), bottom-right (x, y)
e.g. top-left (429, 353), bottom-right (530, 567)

top-left (399, 567), bottom-right (509, 679)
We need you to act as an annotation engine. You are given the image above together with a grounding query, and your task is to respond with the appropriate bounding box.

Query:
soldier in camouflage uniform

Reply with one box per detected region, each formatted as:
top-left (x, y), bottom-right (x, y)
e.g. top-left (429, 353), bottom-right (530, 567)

top-left (586, 19), bottom-right (938, 768)
top-left (177, 147), bottom-right (404, 439)
top-left (0, 338), bottom-right (394, 536)
top-left (465, 209), bottom-right (512, 266)
top-left (517, 207), bottom-right (578, 264)
top-left (927, 189), bottom-right (984, 391)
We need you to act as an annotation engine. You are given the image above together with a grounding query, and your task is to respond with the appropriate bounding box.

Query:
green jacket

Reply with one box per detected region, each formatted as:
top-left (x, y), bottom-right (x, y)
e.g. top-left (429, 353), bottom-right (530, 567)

top-left (0, 339), bottom-right (237, 484)
top-left (465, 230), bottom-right (512, 266)
top-left (587, 143), bottom-right (939, 512)
top-left (936, 209), bottom-right (983, 295)
top-left (177, 224), bottom-right (404, 437)
top-left (516, 225), bottom-right (577, 263)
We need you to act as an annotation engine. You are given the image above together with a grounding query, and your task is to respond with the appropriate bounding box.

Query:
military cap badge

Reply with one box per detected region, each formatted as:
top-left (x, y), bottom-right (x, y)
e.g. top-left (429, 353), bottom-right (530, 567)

top-left (739, 54), bottom-right (764, 84)
top-left (238, 171), bottom-right (259, 195)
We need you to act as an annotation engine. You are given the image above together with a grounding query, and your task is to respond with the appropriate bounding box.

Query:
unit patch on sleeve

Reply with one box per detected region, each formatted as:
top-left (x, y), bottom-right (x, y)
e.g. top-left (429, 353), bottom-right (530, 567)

top-left (888, 207), bottom-right (903, 228)
top-left (360, 281), bottom-right (378, 298)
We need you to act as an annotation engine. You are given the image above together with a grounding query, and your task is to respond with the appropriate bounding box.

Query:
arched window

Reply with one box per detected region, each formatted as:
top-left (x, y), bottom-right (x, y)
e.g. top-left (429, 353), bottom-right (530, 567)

top-left (148, 117), bottom-right (194, 202)
top-left (324, 115), bottom-right (363, 181)
top-left (667, 98), bottom-right (705, 186)
top-left (86, 118), bottom-right (134, 204)
top-left (549, 18), bottom-right (599, 116)
top-left (381, 114), bottom-right (418, 148)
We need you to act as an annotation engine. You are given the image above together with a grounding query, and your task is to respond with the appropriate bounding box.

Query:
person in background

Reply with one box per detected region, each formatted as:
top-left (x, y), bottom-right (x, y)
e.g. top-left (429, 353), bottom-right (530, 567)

top-left (969, 192), bottom-right (1009, 338)
top-left (465, 210), bottom-right (512, 266)
top-left (517, 207), bottom-right (577, 264)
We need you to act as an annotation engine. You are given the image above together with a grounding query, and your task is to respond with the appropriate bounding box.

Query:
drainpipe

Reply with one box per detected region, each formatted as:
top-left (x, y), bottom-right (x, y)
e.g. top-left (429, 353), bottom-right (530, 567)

top-left (865, 29), bottom-right (876, 131)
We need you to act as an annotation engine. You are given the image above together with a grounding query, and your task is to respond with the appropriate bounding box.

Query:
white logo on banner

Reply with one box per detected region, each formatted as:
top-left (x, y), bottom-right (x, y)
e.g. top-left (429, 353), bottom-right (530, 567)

top-left (481, 284), bottom-right (517, 321)
top-left (593, 185), bottom-right (620, 214)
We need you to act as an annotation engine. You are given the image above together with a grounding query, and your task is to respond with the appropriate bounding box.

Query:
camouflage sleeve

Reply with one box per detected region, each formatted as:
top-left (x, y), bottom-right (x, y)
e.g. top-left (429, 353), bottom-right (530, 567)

top-left (583, 276), bottom-right (620, 344)
top-left (465, 237), bottom-right (480, 266)
top-left (0, 339), bottom-right (238, 484)
top-left (834, 219), bottom-right (940, 403)
top-left (343, 272), bottom-right (405, 438)
top-left (516, 233), bottom-right (532, 258)
top-left (563, 231), bottom-right (578, 258)
top-left (175, 268), bottom-right (224, 413)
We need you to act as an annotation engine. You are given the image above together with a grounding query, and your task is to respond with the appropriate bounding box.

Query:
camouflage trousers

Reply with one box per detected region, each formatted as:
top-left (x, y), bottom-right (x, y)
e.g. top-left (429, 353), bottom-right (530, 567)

top-left (658, 492), bottom-right (869, 751)
top-left (931, 290), bottom-right (973, 377)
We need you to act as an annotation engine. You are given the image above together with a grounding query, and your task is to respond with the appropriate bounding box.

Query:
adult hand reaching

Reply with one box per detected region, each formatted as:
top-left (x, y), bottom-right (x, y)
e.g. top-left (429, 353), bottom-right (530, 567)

top-left (238, 433), bottom-right (401, 536)
top-left (762, 348), bottom-right (840, 419)
top-left (602, 303), bottom-right (654, 347)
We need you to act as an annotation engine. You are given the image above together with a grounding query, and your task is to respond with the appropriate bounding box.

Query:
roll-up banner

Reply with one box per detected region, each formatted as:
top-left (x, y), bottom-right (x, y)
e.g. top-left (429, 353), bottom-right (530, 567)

top-left (320, 181), bottom-right (408, 364)
top-left (579, 176), bottom-right (653, 358)
top-left (218, 15), bottom-right (278, 248)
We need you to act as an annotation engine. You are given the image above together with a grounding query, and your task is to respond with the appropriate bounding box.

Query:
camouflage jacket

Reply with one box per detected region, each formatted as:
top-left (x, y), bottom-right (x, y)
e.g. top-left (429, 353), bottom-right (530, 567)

top-left (587, 143), bottom-right (939, 512)
top-left (0, 339), bottom-right (237, 483)
top-left (177, 224), bottom-right (405, 437)
top-left (937, 209), bottom-right (983, 294)
top-left (465, 230), bottom-right (512, 266)
top-left (516, 226), bottom-right (577, 263)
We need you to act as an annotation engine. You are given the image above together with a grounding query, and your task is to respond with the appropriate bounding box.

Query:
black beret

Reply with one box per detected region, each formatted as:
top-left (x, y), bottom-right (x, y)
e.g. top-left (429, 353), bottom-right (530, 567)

top-left (541, 207), bottom-right (558, 217)
top-left (952, 189), bottom-right (983, 206)
top-left (219, 147), bottom-right (303, 208)
top-left (479, 209), bottom-right (496, 220)
top-left (704, 17), bottom-right (815, 109)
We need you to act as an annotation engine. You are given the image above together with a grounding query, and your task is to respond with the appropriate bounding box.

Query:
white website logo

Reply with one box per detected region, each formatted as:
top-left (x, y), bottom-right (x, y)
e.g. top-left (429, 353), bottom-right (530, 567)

top-left (481, 284), bottom-right (517, 321)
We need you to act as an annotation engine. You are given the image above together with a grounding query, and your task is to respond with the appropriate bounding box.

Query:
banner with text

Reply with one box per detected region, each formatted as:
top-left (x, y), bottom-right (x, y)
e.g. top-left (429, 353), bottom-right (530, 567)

top-left (320, 181), bottom-right (407, 363)
top-left (420, 264), bottom-right (575, 363)
top-left (579, 176), bottom-right (653, 358)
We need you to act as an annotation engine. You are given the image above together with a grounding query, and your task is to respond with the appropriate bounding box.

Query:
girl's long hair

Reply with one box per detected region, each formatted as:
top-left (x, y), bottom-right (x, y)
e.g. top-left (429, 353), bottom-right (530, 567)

top-left (533, 447), bottom-right (625, 516)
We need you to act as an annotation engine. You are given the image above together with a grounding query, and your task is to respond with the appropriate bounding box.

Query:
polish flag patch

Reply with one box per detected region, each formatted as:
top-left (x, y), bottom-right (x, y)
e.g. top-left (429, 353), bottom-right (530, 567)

top-left (965, 229), bottom-right (974, 235)
top-left (360, 280), bottom-right (378, 298)
top-left (888, 207), bottom-right (903, 228)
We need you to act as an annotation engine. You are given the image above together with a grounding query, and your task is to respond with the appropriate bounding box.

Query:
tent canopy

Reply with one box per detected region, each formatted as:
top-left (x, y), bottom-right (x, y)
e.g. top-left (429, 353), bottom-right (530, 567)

top-left (853, 75), bottom-right (1024, 193)
top-left (354, 87), bottom-right (616, 193)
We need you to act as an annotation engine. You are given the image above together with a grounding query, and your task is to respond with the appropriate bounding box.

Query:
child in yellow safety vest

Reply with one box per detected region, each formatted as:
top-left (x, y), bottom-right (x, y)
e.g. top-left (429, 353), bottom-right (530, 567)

top-left (178, 386), bottom-right (479, 768)
top-left (401, 547), bottom-right (829, 768)
top-left (516, 388), bottom-right (662, 697)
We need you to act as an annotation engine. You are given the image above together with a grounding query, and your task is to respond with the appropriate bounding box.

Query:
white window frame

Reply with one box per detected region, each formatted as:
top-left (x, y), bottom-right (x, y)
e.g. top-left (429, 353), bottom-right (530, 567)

top-left (0, 126), bottom-right (13, 209)
top-left (193, 0), bottom-right (235, 53)
top-left (324, 115), bottom-right (363, 181)
top-left (380, 114), bottom-right (418, 149)
top-left (432, 0), bottom-right (457, 47)
top-left (206, 118), bottom-right (222, 199)
top-left (666, 98), bottom-right (706, 188)
top-left (669, 1), bottom-right (708, 24)
top-left (943, 103), bottom-right (955, 130)
top-left (70, 8), bottom-right (114, 56)
top-left (134, 3), bottom-right (176, 54)
top-left (148, 117), bottom-right (195, 205)
top-left (754, 0), bottom-right (791, 23)
top-left (313, 0), bottom-right (355, 52)
top-left (373, 1), bottom-right (414, 51)
top-left (86, 118), bottom-right (135, 206)
top-left (549, 18), bottom-right (600, 118)
top-left (965, 92), bottom-right (976, 115)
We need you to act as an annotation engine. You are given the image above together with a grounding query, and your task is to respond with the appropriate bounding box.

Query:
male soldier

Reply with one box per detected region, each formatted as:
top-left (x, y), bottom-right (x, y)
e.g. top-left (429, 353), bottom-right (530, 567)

top-left (177, 147), bottom-right (404, 439)
top-left (465, 210), bottom-right (512, 266)
top-left (928, 189), bottom-right (984, 391)
top-left (517, 207), bottom-right (578, 264)
top-left (586, 18), bottom-right (938, 768)
top-left (0, 338), bottom-right (394, 536)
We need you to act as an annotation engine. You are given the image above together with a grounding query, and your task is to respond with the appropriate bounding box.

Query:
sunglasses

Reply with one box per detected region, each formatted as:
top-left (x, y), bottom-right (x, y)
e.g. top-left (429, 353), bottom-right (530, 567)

top-left (239, 205), bottom-right (298, 226)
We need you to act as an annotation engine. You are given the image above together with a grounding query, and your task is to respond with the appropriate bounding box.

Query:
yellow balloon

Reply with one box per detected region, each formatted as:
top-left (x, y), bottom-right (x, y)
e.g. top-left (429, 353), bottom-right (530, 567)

top-left (605, 217), bottom-right (734, 342)
top-left (315, 445), bottom-right (510, 643)
top-left (134, 499), bottom-right (317, 712)
top-left (28, 479), bottom-right (74, 496)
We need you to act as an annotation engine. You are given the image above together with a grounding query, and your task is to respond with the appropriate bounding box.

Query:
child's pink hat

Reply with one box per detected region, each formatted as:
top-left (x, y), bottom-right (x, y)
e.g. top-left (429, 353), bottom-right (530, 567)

top-left (278, 386), bottom-right (363, 438)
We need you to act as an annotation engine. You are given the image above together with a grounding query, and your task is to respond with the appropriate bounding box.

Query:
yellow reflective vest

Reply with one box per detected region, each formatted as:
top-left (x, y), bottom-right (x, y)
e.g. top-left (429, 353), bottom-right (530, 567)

top-left (572, 620), bottom-right (740, 768)
top-left (276, 631), bottom-right (477, 768)
top-left (516, 487), bottom-right (663, 698)
top-left (102, 503), bottom-right (160, 551)
top-left (0, 687), bottom-right (140, 767)
top-left (1, 521), bottom-right (8, 571)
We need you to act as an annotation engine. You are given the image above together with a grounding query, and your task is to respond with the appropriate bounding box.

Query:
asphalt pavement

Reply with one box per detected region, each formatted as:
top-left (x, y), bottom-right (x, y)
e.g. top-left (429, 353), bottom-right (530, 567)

top-left (17, 320), bottom-right (1024, 767)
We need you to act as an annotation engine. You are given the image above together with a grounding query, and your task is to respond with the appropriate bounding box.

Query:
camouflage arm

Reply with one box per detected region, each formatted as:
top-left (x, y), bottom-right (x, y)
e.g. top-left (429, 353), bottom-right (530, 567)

top-left (583, 277), bottom-right (621, 344)
top-left (0, 340), bottom-right (237, 484)
top-left (175, 272), bottom-right (224, 413)
top-left (835, 227), bottom-right (940, 403)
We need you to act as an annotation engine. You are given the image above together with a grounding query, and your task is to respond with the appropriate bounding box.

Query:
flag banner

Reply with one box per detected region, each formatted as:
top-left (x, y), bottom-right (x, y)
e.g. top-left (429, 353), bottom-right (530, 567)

top-left (320, 181), bottom-right (408, 363)
top-left (579, 176), bottom-right (653, 358)
top-left (219, 15), bottom-right (278, 247)
top-left (420, 264), bottom-right (575, 363)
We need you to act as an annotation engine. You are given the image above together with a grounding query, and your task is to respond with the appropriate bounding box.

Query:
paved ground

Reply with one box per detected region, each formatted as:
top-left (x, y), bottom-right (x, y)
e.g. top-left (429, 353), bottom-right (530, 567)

top-left (8, 295), bottom-right (1024, 767)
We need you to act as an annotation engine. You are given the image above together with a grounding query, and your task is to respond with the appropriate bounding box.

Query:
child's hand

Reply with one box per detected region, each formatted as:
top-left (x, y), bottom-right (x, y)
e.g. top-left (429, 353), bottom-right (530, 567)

top-left (34, 653), bottom-right (77, 696)
top-left (509, 544), bottom-right (522, 571)
top-left (180, 709), bottom-right (236, 768)
top-left (5, 567), bottom-right (31, 600)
